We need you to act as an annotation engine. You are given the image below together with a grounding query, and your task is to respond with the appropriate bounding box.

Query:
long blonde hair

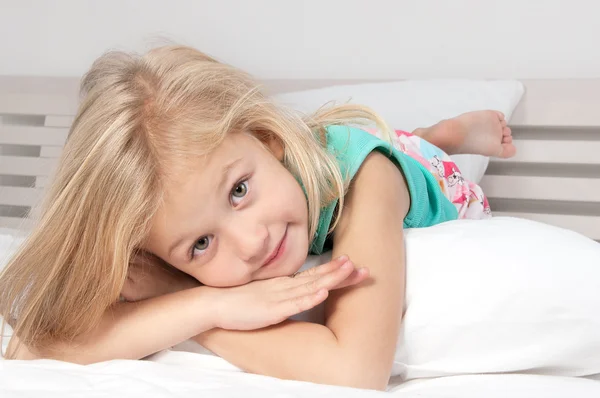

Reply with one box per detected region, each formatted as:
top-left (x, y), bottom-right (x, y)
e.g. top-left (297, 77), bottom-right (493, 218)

top-left (0, 45), bottom-right (391, 357)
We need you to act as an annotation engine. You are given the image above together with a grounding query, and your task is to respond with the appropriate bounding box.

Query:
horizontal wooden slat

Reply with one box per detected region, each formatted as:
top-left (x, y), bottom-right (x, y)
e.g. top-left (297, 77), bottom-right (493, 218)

top-left (0, 94), bottom-right (77, 116)
top-left (494, 212), bottom-right (600, 240)
top-left (510, 79), bottom-right (600, 127)
top-left (0, 216), bottom-right (27, 229)
top-left (3, 77), bottom-right (600, 127)
top-left (44, 115), bottom-right (74, 128)
top-left (0, 125), bottom-right (68, 146)
top-left (480, 175), bottom-right (600, 202)
top-left (498, 139), bottom-right (600, 165)
top-left (35, 176), bottom-right (49, 188)
top-left (510, 126), bottom-right (600, 140)
top-left (0, 156), bottom-right (58, 177)
top-left (40, 146), bottom-right (63, 158)
top-left (0, 186), bottom-right (42, 207)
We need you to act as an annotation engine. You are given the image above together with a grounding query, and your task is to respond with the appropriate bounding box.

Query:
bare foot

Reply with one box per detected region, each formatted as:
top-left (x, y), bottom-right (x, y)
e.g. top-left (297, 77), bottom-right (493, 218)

top-left (413, 110), bottom-right (516, 158)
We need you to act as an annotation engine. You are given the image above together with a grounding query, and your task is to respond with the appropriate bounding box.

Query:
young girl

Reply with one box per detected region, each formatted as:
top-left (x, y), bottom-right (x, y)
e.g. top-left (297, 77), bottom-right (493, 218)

top-left (0, 45), bottom-right (515, 390)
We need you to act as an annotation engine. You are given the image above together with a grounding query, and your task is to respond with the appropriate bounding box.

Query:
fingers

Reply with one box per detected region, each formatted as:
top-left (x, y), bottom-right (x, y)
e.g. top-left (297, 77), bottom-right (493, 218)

top-left (276, 261), bottom-right (369, 319)
top-left (292, 255), bottom-right (349, 278)
top-left (280, 288), bottom-right (330, 319)
top-left (221, 255), bottom-right (370, 329)
top-left (287, 255), bottom-right (370, 292)
top-left (288, 259), bottom-right (356, 296)
top-left (332, 267), bottom-right (370, 290)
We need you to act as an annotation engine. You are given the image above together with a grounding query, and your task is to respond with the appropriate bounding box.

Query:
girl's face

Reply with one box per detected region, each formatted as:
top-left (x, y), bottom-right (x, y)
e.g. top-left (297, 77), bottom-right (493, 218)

top-left (145, 131), bottom-right (310, 287)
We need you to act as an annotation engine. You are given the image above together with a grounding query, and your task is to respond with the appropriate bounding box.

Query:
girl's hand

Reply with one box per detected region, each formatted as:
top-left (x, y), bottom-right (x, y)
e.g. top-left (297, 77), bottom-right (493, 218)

top-left (214, 256), bottom-right (369, 330)
top-left (121, 252), bottom-right (201, 302)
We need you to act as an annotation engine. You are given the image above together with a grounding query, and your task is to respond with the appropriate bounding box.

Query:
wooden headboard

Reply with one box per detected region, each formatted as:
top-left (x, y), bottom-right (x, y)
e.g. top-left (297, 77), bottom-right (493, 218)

top-left (1, 77), bottom-right (599, 240)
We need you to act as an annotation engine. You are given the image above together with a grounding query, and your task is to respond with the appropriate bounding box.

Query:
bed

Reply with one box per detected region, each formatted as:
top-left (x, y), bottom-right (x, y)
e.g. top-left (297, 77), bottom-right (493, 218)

top-left (1, 77), bottom-right (600, 396)
top-left (1, 77), bottom-right (599, 239)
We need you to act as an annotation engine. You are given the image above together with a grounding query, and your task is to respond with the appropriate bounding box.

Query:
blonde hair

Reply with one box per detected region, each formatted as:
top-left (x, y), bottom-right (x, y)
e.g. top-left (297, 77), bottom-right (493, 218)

top-left (0, 45), bottom-right (391, 357)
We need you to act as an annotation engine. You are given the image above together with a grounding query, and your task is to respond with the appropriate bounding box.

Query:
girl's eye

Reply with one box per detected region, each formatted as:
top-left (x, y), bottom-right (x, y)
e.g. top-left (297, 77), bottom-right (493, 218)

top-left (230, 180), bottom-right (248, 205)
top-left (192, 235), bottom-right (212, 257)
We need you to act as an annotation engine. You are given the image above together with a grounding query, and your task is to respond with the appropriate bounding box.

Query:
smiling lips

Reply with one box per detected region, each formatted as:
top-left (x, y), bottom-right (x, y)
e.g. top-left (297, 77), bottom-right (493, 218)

top-left (261, 226), bottom-right (288, 268)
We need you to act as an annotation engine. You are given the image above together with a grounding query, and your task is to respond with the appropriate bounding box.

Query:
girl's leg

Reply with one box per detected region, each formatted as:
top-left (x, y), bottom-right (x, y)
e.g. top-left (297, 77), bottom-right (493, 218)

top-left (366, 110), bottom-right (513, 219)
top-left (412, 110), bottom-right (516, 159)
top-left (385, 116), bottom-right (499, 220)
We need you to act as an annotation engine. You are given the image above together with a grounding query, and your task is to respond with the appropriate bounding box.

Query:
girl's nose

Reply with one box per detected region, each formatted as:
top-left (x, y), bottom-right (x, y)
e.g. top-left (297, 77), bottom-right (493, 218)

top-left (226, 220), bottom-right (269, 265)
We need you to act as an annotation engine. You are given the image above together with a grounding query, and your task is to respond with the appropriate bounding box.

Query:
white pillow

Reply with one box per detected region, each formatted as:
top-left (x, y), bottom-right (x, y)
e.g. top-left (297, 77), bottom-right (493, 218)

top-left (273, 80), bottom-right (524, 183)
top-left (184, 217), bottom-right (600, 382)
top-left (393, 217), bottom-right (600, 381)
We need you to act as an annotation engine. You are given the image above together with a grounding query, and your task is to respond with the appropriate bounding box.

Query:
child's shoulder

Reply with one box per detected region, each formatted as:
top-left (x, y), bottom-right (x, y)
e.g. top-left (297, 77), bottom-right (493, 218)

top-left (324, 125), bottom-right (381, 147)
top-left (321, 123), bottom-right (458, 236)
top-left (323, 125), bottom-right (392, 179)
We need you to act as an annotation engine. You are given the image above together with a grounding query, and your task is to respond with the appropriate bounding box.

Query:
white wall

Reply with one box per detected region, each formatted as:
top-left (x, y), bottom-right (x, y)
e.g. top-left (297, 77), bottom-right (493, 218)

top-left (0, 0), bottom-right (599, 79)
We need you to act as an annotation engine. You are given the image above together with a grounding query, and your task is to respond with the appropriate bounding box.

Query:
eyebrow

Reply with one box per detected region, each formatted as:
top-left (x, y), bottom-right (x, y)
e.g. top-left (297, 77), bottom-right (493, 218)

top-left (166, 157), bottom-right (243, 259)
top-left (217, 157), bottom-right (243, 192)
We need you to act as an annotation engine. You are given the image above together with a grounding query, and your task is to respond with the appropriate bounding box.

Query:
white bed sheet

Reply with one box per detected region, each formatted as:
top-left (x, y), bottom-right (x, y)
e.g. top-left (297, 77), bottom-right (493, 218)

top-left (2, 226), bottom-right (600, 396)
top-left (0, 350), bottom-right (598, 397)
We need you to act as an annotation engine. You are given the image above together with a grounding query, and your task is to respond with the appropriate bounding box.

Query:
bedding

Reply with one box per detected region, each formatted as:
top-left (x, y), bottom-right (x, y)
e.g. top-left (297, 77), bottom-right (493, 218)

top-left (395, 217), bottom-right (600, 380)
top-left (0, 351), bottom-right (599, 397)
top-left (293, 218), bottom-right (600, 380)
top-left (273, 79), bottom-right (525, 183)
top-left (1, 218), bottom-right (599, 395)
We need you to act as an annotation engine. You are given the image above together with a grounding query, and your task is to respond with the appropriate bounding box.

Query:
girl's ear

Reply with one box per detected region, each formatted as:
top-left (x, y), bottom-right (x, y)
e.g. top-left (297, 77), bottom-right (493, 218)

top-left (256, 130), bottom-right (285, 161)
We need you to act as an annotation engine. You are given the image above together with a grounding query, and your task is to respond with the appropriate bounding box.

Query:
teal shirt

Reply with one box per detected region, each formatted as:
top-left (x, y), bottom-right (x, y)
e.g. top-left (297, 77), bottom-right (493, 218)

top-left (309, 125), bottom-right (458, 254)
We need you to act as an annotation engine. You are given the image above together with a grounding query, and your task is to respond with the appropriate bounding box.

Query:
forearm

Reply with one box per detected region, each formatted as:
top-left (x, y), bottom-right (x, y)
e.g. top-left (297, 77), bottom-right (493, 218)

top-left (195, 320), bottom-right (383, 390)
top-left (30, 287), bottom-right (218, 364)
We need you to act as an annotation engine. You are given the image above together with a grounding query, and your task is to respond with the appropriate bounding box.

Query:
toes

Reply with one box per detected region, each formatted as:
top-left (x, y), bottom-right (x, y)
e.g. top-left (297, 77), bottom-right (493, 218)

top-left (495, 110), bottom-right (506, 121)
top-left (502, 126), bottom-right (512, 136)
top-left (502, 135), bottom-right (513, 144)
top-left (499, 143), bottom-right (517, 158)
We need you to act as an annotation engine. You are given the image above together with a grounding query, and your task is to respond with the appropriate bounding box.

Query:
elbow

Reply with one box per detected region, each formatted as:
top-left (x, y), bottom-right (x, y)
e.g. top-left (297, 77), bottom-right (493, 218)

top-left (283, 357), bottom-right (389, 391)
top-left (327, 359), bottom-right (390, 391)
top-left (338, 373), bottom-right (389, 391)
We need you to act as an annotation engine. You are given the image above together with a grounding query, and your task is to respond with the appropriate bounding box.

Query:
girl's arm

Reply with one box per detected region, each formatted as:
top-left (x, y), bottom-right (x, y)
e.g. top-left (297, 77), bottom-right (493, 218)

top-left (195, 152), bottom-right (409, 390)
top-left (11, 287), bottom-right (219, 364)
top-left (8, 259), bottom-right (359, 364)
